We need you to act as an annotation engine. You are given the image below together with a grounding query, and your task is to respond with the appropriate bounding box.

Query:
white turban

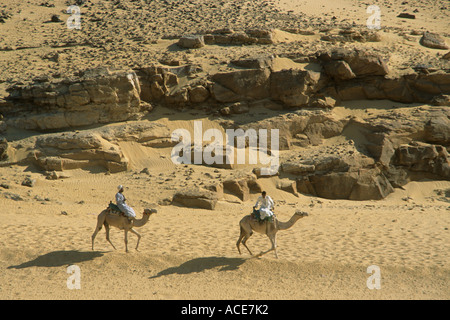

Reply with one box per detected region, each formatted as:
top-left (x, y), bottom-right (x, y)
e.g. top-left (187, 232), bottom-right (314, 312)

top-left (118, 185), bottom-right (123, 190)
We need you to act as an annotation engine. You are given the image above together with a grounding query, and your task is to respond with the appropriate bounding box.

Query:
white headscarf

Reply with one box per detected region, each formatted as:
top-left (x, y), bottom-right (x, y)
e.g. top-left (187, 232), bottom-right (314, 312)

top-left (118, 185), bottom-right (123, 191)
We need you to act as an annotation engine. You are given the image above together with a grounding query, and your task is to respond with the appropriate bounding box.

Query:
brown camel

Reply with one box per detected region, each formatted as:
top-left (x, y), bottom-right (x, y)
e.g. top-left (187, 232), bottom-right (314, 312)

top-left (91, 208), bottom-right (157, 252)
top-left (236, 210), bottom-right (308, 258)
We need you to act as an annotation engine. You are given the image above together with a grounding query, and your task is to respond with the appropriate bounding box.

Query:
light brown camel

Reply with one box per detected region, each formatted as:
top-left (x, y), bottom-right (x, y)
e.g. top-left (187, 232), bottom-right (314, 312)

top-left (236, 210), bottom-right (308, 258)
top-left (91, 208), bottom-right (157, 252)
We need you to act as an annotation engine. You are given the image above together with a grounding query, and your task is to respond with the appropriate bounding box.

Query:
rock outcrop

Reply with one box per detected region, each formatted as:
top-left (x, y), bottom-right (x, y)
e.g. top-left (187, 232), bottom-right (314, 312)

top-left (34, 131), bottom-right (129, 173)
top-left (0, 137), bottom-right (7, 161)
top-left (420, 32), bottom-right (449, 50)
top-left (172, 188), bottom-right (218, 210)
top-left (4, 68), bottom-right (142, 131)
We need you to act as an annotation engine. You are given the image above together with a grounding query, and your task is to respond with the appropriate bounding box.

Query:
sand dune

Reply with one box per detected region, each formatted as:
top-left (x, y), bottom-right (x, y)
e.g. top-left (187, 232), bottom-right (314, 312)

top-left (0, 160), bottom-right (449, 299)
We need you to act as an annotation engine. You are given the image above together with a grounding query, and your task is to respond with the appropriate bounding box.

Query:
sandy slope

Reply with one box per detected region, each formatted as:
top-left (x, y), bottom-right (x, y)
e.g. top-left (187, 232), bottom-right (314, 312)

top-left (0, 150), bottom-right (449, 299)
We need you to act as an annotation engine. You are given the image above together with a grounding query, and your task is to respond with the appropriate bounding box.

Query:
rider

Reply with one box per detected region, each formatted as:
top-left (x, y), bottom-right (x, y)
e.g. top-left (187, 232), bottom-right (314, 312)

top-left (253, 191), bottom-right (274, 221)
top-left (116, 185), bottom-right (136, 220)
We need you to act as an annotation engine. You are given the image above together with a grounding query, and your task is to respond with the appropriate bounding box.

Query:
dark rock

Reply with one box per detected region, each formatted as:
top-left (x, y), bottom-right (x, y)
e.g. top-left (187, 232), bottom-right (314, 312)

top-left (0, 137), bottom-right (7, 161)
top-left (420, 32), bottom-right (449, 50)
top-left (50, 15), bottom-right (62, 23)
top-left (397, 13), bottom-right (415, 19)
top-left (22, 177), bottom-right (36, 187)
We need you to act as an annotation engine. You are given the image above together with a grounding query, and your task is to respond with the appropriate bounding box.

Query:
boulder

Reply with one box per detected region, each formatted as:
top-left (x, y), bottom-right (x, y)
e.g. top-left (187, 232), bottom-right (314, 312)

top-left (172, 188), bottom-right (218, 210)
top-left (424, 117), bottom-right (450, 145)
top-left (211, 68), bottom-right (271, 102)
top-left (323, 60), bottom-right (356, 81)
top-left (277, 180), bottom-right (299, 197)
top-left (307, 169), bottom-right (394, 200)
top-left (204, 182), bottom-right (224, 199)
top-left (223, 178), bottom-right (250, 201)
top-left (252, 166), bottom-right (279, 178)
top-left (420, 32), bottom-right (449, 50)
top-left (397, 13), bottom-right (415, 19)
top-left (270, 69), bottom-right (324, 107)
top-left (230, 102), bottom-right (249, 114)
top-left (348, 169), bottom-right (394, 200)
top-left (189, 85), bottom-right (210, 103)
top-left (22, 177), bottom-right (36, 187)
top-left (178, 35), bottom-right (205, 49)
top-left (223, 175), bottom-right (261, 201)
top-left (296, 176), bottom-right (316, 196)
top-left (318, 49), bottom-right (389, 77)
top-left (310, 172), bottom-right (358, 199)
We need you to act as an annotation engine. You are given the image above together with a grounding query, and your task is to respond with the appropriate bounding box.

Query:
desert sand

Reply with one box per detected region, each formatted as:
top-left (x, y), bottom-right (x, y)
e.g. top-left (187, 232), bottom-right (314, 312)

top-left (0, 0), bottom-right (449, 300)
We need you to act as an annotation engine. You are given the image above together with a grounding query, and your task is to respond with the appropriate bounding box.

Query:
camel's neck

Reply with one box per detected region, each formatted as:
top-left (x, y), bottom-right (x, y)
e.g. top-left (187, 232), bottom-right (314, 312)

top-left (133, 214), bottom-right (150, 227)
top-left (277, 215), bottom-right (303, 231)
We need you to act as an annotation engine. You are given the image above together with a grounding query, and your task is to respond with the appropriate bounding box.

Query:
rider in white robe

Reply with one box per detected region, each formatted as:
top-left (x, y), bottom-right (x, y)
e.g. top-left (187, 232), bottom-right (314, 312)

top-left (254, 191), bottom-right (274, 220)
top-left (116, 185), bottom-right (136, 219)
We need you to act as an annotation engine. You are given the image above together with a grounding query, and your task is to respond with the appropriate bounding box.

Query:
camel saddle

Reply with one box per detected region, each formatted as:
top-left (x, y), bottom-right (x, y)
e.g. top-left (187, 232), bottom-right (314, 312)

top-left (107, 201), bottom-right (127, 217)
top-left (251, 208), bottom-right (274, 223)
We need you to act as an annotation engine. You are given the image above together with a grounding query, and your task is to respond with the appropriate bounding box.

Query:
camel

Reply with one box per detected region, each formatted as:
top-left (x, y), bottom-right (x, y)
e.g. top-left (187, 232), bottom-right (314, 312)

top-left (91, 208), bottom-right (157, 252)
top-left (236, 210), bottom-right (308, 258)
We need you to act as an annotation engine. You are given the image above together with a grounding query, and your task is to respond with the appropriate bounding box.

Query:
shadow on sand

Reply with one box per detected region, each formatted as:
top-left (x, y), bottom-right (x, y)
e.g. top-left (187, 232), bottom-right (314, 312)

top-left (7, 250), bottom-right (105, 269)
top-left (149, 256), bottom-right (247, 279)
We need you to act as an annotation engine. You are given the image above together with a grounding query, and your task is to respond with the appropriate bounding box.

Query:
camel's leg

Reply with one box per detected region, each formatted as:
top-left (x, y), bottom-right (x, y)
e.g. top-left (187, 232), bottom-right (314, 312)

top-left (91, 214), bottom-right (105, 250)
top-left (124, 230), bottom-right (129, 253)
top-left (242, 232), bottom-right (253, 256)
top-left (104, 223), bottom-right (116, 250)
top-left (255, 234), bottom-right (278, 258)
top-left (130, 229), bottom-right (141, 251)
top-left (91, 226), bottom-right (100, 251)
top-left (269, 235), bottom-right (278, 259)
top-left (236, 226), bottom-right (245, 255)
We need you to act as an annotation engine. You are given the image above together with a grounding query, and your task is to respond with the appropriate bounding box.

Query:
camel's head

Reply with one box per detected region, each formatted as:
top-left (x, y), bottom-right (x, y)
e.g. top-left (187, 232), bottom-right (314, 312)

top-left (143, 208), bottom-right (158, 215)
top-left (295, 210), bottom-right (309, 218)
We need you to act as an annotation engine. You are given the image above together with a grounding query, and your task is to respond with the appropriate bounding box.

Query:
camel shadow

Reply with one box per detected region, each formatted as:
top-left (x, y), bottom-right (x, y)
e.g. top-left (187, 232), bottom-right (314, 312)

top-left (7, 250), bottom-right (105, 269)
top-left (149, 256), bottom-right (246, 279)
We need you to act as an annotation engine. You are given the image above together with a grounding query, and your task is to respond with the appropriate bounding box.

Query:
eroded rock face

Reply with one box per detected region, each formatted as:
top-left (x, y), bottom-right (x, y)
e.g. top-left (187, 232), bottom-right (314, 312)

top-left (34, 131), bottom-right (129, 172)
top-left (394, 142), bottom-right (450, 179)
top-left (0, 137), bottom-right (8, 161)
top-left (223, 174), bottom-right (262, 201)
top-left (270, 69), bottom-right (325, 107)
top-left (4, 68), bottom-right (142, 131)
top-left (318, 48), bottom-right (389, 77)
top-left (211, 68), bottom-right (271, 103)
top-left (28, 121), bottom-right (172, 173)
top-left (172, 188), bottom-right (218, 210)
